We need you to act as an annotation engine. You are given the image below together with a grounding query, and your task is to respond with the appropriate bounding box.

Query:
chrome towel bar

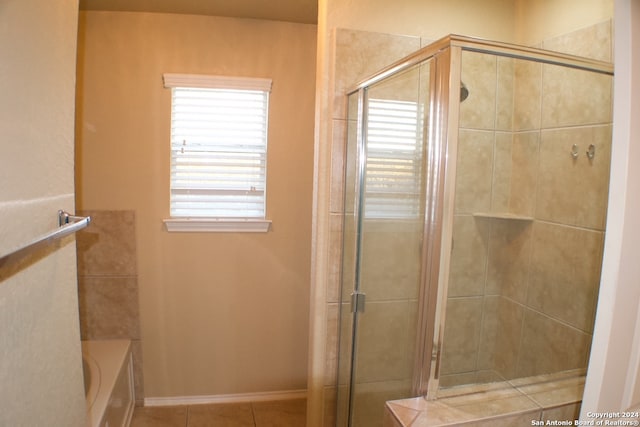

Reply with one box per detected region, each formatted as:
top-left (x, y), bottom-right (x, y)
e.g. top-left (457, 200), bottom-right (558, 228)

top-left (0, 210), bottom-right (91, 267)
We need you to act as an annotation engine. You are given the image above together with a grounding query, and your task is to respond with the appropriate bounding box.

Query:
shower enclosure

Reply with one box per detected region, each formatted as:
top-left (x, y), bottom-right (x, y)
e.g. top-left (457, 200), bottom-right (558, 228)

top-left (336, 35), bottom-right (613, 427)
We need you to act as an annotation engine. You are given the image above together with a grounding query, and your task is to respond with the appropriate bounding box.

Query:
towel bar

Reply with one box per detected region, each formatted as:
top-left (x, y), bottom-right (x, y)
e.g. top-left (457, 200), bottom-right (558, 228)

top-left (0, 210), bottom-right (91, 267)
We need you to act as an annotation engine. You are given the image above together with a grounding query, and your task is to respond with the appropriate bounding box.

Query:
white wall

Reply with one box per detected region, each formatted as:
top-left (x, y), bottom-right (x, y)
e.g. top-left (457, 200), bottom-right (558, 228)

top-left (582, 0), bottom-right (640, 416)
top-left (0, 1), bottom-right (86, 425)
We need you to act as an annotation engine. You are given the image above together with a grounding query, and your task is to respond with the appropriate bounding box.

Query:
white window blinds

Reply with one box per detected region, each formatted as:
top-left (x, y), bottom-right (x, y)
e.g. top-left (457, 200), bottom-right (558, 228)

top-left (364, 98), bottom-right (424, 219)
top-left (164, 74), bottom-right (271, 219)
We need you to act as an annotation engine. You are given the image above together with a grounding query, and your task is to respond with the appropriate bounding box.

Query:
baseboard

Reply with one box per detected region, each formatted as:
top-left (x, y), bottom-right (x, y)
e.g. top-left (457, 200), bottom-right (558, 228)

top-left (144, 389), bottom-right (307, 407)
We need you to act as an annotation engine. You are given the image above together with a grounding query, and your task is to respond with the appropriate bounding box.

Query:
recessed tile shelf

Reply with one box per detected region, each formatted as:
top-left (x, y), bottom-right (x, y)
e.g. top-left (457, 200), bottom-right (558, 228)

top-left (472, 212), bottom-right (534, 221)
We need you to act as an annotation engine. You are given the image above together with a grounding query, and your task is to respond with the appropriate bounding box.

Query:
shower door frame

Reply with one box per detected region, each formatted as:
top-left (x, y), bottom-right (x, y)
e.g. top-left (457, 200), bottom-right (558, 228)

top-left (342, 34), bottom-right (615, 409)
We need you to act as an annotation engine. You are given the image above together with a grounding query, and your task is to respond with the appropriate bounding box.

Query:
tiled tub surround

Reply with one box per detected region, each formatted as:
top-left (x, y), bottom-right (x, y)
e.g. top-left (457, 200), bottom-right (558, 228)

top-left (76, 210), bottom-right (144, 405)
top-left (384, 370), bottom-right (585, 427)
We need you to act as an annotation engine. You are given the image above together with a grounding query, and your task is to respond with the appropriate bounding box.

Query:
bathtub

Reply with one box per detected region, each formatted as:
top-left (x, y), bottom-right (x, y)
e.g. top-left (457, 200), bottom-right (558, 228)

top-left (82, 340), bottom-right (135, 427)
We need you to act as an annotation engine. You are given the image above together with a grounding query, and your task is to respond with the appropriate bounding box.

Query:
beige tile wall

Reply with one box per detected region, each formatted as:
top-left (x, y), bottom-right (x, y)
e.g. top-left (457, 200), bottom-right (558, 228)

top-left (536, 126), bottom-right (612, 230)
top-left (440, 297), bottom-right (484, 376)
top-left (454, 130), bottom-right (495, 214)
top-left (441, 21), bottom-right (613, 388)
top-left (76, 210), bottom-right (144, 405)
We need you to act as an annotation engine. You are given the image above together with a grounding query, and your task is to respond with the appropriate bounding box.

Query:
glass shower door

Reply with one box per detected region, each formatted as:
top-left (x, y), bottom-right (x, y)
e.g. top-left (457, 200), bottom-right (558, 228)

top-left (336, 60), bottom-right (432, 427)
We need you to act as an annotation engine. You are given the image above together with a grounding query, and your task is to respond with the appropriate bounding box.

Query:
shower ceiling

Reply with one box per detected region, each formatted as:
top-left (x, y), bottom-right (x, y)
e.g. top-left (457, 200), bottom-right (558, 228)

top-left (78, 0), bottom-right (318, 24)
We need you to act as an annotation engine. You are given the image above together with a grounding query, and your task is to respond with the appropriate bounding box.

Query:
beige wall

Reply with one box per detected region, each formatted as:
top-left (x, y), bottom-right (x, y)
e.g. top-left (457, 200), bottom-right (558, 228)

top-left (0, 1), bottom-right (86, 426)
top-left (324, 0), bottom-right (613, 46)
top-left (309, 1), bottom-right (614, 426)
top-left (515, 0), bottom-right (614, 46)
top-left (76, 11), bottom-right (317, 398)
top-left (327, 0), bottom-right (518, 42)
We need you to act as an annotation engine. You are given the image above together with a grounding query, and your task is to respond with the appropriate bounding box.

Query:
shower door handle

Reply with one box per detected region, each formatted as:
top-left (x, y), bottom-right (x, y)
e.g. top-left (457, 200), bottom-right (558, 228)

top-left (350, 291), bottom-right (366, 313)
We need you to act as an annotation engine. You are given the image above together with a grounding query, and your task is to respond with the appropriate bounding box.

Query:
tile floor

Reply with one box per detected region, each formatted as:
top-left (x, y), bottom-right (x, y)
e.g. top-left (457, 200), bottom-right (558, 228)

top-left (130, 398), bottom-right (306, 427)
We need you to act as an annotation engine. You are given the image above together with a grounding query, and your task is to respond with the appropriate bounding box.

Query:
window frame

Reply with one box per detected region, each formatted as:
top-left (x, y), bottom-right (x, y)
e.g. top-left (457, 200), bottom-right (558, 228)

top-left (162, 73), bottom-right (272, 233)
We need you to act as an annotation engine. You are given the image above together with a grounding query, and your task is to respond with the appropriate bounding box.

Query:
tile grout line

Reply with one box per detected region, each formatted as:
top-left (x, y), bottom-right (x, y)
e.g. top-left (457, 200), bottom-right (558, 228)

top-left (250, 401), bottom-right (258, 427)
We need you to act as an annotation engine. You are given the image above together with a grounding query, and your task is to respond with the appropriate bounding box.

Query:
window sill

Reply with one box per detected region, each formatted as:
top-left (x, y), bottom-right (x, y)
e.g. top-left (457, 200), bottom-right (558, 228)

top-left (163, 218), bottom-right (272, 233)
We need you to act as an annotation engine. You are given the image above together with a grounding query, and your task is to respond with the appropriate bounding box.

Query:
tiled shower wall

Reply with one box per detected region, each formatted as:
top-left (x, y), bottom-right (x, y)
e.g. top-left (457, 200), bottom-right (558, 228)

top-left (440, 20), bottom-right (613, 387)
top-left (76, 210), bottom-right (144, 405)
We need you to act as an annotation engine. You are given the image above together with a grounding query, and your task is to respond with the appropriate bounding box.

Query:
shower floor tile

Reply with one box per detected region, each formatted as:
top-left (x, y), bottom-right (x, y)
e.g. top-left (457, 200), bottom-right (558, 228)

top-left (130, 398), bottom-right (306, 427)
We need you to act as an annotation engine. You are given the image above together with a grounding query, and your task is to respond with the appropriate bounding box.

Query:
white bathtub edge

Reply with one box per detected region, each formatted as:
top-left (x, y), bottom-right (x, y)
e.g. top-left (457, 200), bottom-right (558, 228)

top-left (83, 352), bottom-right (101, 410)
top-left (81, 340), bottom-right (132, 427)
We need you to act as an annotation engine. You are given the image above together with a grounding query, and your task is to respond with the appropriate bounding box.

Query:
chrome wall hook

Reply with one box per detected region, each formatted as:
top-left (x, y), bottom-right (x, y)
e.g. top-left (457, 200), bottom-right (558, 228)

top-left (571, 144), bottom-right (579, 159)
top-left (587, 144), bottom-right (596, 160)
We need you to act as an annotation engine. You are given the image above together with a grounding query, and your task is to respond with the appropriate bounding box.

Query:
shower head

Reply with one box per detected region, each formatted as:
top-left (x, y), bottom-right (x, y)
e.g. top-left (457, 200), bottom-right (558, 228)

top-left (460, 82), bottom-right (470, 102)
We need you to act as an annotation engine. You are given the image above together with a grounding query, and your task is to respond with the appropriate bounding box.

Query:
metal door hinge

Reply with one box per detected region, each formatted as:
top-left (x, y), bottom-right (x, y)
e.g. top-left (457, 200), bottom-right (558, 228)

top-left (350, 291), bottom-right (366, 313)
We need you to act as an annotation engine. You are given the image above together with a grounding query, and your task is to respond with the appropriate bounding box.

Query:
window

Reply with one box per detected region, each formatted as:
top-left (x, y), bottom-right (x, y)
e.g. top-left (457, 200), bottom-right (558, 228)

top-left (364, 98), bottom-right (424, 219)
top-left (162, 74), bottom-right (272, 232)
